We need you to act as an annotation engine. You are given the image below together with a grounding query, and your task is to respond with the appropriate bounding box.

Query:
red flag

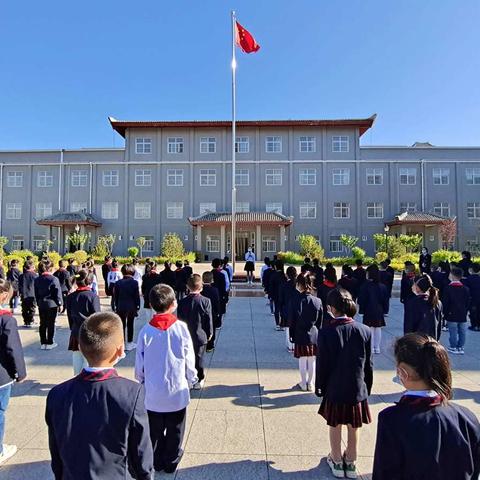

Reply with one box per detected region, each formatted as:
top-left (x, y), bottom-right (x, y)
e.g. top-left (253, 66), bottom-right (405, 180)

top-left (235, 21), bottom-right (260, 53)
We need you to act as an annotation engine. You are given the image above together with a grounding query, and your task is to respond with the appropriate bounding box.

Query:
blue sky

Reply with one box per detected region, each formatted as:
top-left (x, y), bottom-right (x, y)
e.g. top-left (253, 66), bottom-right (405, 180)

top-left (0, 0), bottom-right (479, 149)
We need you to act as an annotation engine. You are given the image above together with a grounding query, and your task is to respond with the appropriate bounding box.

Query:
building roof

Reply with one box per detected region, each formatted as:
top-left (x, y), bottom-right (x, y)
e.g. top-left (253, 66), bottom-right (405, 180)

top-left (36, 212), bottom-right (102, 227)
top-left (386, 211), bottom-right (453, 227)
top-left (109, 115), bottom-right (377, 138)
top-left (188, 211), bottom-right (293, 227)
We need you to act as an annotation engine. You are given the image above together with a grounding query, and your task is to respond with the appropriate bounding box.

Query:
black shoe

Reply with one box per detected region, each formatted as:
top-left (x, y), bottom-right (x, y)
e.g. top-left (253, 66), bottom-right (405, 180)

top-left (468, 326), bottom-right (477, 331)
top-left (164, 450), bottom-right (184, 474)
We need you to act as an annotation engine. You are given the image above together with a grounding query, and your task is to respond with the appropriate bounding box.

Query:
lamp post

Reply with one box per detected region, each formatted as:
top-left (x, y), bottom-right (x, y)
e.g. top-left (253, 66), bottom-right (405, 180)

top-left (384, 224), bottom-right (390, 257)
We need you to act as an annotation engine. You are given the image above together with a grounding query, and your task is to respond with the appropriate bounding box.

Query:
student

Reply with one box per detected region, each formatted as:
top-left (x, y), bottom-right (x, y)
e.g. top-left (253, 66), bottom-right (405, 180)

top-left (400, 262), bottom-right (417, 305)
top-left (6, 259), bottom-right (21, 314)
top-left (270, 261), bottom-right (287, 330)
top-left (465, 263), bottom-right (480, 331)
top-left (317, 267), bottom-right (337, 323)
top-left (443, 266), bottom-right (471, 355)
top-left (244, 247), bottom-right (256, 285)
top-left (338, 264), bottom-right (359, 301)
top-left (430, 262), bottom-right (450, 298)
top-left (378, 261), bottom-right (394, 300)
top-left (419, 246), bottom-right (432, 274)
top-left (278, 266), bottom-right (299, 351)
top-left (260, 257), bottom-right (271, 285)
top-left (159, 261), bottom-right (176, 290)
top-left (352, 259), bottom-right (367, 289)
top-left (132, 258), bottom-right (143, 290)
top-left (114, 264), bottom-right (141, 351)
top-left (174, 261), bottom-right (188, 300)
top-left (211, 258), bottom-right (228, 328)
top-left (316, 288), bottom-right (372, 479)
top-left (101, 255), bottom-right (112, 295)
top-left (34, 259), bottom-right (63, 350)
top-left (289, 273), bottom-right (322, 391)
top-left (301, 257), bottom-right (313, 274)
top-left (66, 257), bottom-right (78, 278)
top-left (201, 271), bottom-right (221, 352)
top-left (18, 259), bottom-right (38, 327)
top-left (262, 260), bottom-right (275, 315)
top-left (384, 258), bottom-right (395, 282)
top-left (358, 264), bottom-right (389, 354)
top-left (0, 279), bottom-right (27, 466)
top-left (66, 269), bottom-right (101, 374)
top-left (458, 250), bottom-right (473, 278)
top-left (53, 260), bottom-right (72, 314)
top-left (312, 258), bottom-right (324, 287)
top-left (46, 312), bottom-right (153, 479)
top-left (141, 261), bottom-right (162, 320)
top-left (85, 260), bottom-right (99, 295)
top-left (372, 333), bottom-right (480, 480)
top-left (222, 256), bottom-right (233, 284)
top-left (135, 284), bottom-right (197, 473)
top-left (183, 259), bottom-right (193, 278)
top-left (106, 259), bottom-right (122, 311)
top-left (177, 274), bottom-right (213, 389)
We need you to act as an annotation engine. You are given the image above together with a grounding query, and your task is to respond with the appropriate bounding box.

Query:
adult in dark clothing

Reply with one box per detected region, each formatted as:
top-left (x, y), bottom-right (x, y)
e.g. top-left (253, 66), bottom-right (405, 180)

top-left (34, 259), bottom-right (63, 349)
top-left (18, 260), bottom-right (38, 327)
top-left (278, 266), bottom-right (300, 351)
top-left (458, 251), bottom-right (474, 278)
top-left (141, 262), bottom-right (162, 318)
top-left (373, 333), bottom-right (480, 480)
top-left (174, 261), bottom-right (188, 300)
top-left (53, 260), bottom-right (72, 314)
top-left (101, 256), bottom-right (112, 295)
top-left (338, 264), bottom-right (359, 301)
top-left (465, 263), bottom-right (480, 331)
top-left (6, 259), bottom-right (21, 312)
top-left (159, 261), bottom-right (176, 290)
top-left (202, 271), bottom-right (220, 352)
top-left (352, 259), bottom-right (367, 289)
top-left (211, 258), bottom-right (228, 326)
top-left (270, 262), bottom-right (287, 329)
top-left (419, 247), bottom-right (432, 274)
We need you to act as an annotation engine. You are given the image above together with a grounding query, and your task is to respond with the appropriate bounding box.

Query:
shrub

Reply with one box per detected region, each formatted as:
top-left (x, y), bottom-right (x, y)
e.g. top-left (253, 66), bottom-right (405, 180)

top-left (161, 233), bottom-right (185, 260)
top-left (0, 236), bottom-right (8, 255)
top-left (46, 251), bottom-right (62, 267)
top-left (351, 246), bottom-right (366, 259)
top-left (128, 247), bottom-right (139, 258)
top-left (297, 234), bottom-right (324, 260)
top-left (4, 254), bottom-right (26, 269)
top-left (375, 251), bottom-right (388, 263)
top-left (373, 233), bottom-right (405, 258)
top-left (63, 250), bottom-right (88, 265)
top-left (135, 237), bottom-right (147, 258)
top-left (339, 235), bottom-right (359, 255)
top-left (431, 249), bottom-right (462, 264)
top-left (277, 251), bottom-right (304, 265)
top-left (399, 234), bottom-right (423, 253)
top-left (9, 249), bottom-right (37, 261)
top-left (92, 239), bottom-right (110, 258)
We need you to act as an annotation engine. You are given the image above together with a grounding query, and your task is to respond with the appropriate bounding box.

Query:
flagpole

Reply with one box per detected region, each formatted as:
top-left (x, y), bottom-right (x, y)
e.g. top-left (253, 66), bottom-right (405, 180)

top-left (231, 10), bottom-right (237, 275)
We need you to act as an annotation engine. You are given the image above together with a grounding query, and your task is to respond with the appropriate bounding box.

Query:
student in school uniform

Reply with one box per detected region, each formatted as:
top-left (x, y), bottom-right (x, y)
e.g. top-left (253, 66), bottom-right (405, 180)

top-left (174, 261), bottom-right (188, 300)
top-left (260, 257), bottom-right (271, 286)
top-left (301, 257), bottom-right (314, 274)
top-left (114, 264), bottom-right (141, 351)
top-left (223, 256), bottom-right (233, 284)
top-left (34, 259), bottom-right (63, 350)
top-left (18, 259), bottom-right (38, 327)
top-left (244, 247), bottom-right (256, 285)
top-left (85, 260), bottom-right (99, 295)
top-left (0, 279), bottom-right (27, 466)
top-left (132, 258), bottom-right (143, 291)
top-left (384, 258), bottom-right (395, 281)
top-left (378, 261), bottom-right (394, 300)
top-left (312, 258), bottom-right (324, 288)
top-left (202, 271), bottom-right (221, 352)
top-left (338, 264), bottom-right (359, 302)
top-left (53, 260), bottom-right (72, 314)
top-left (317, 267), bottom-right (337, 325)
top-left (159, 261), bottom-right (176, 290)
top-left (263, 260), bottom-right (276, 315)
top-left (6, 259), bottom-right (21, 314)
top-left (46, 312), bottom-right (153, 479)
top-left (419, 246), bottom-right (432, 274)
top-left (141, 261), bottom-right (162, 320)
top-left (211, 258), bottom-right (228, 328)
top-left (430, 262), bottom-right (450, 297)
top-left (135, 284), bottom-right (197, 474)
top-left (177, 274), bottom-right (213, 390)
top-left (316, 288), bottom-right (373, 479)
top-left (101, 255), bottom-right (112, 295)
top-left (289, 273), bottom-right (322, 391)
top-left (278, 266), bottom-right (299, 352)
top-left (270, 261), bottom-right (287, 330)
top-left (358, 264), bottom-right (389, 354)
top-left (66, 257), bottom-right (78, 278)
top-left (106, 259), bottom-right (122, 311)
top-left (465, 263), bottom-right (480, 332)
top-left (183, 260), bottom-right (193, 278)
top-left (372, 333), bottom-right (480, 480)
top-left (458, 250), bottom-right (474, 278)
top-left (352, 259), bottom-right (367, 289)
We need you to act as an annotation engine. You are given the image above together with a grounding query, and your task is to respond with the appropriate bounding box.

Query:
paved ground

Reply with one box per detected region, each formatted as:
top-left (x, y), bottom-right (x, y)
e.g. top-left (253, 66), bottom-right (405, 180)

top-left (1, 292), bottom-right (480, 479)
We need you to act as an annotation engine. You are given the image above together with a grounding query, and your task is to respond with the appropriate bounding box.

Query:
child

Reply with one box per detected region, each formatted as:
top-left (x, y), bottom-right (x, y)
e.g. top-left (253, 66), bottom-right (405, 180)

top-left (316, 288), bottom-right (372, 479)
top-left (101, 255), bottom-right (112, 295)
top-left (66, 257), bottom-right (78, 277)
top-left (46, 312), bottom-right (153, 479)
top-left (211, 258), bottom-right (228, 327)
top-left (244, 247), bottom-right (256, 285)
top-left (458, 250), bottom-right (473, 278)
top-left (222, 256), bottom-right (233, 284)
top-left (352, 259), bottom-right (366, 289)
top-left (443, 266), bottom-right (471, 355)
top-left (6, 259), bottom-right (21, 314)
top-left (378, 261), bottom-right (394, 304)
top-left (85, 260), bottom-right (99, 295)
top-left (372, 333), bottom-right (480, 479)
top-left (465, 263), bottom-right (480, 331)
top-left (159, 261), bottom-right (176, 290)
top-left (317, 267), bottom-right (337, 325)
top-left (270, 261), bottom-right (287, 330)
top-left (53, 260), bottom-right (72, 314)
top-left (174, 261), bottom-right (188, 300)
top-left (114, 264), bottom-right (140, 351)
top-left (289, 273), bottom-right (322, 391)
top-left (278, 266), bottom-right (299, 352)
top-left (260, 257), bottom-right (271, 286)
top-left (183, 259), bottom-right (193, 278)
top-left (18, 259), bottom-right (38, 327)
top-left (0, 279), bottom-right (27, 466)
top-left (358, 264), bottom-right (389, 354)
top-left (135, 284), bottom-right (197, 473)
top-left (177, 274), bottom-right (213, 389)
top-left (132, 257), bottom-right (143, 290)
top-left (201, 271), bottom-right (221, 352)
top-left (34, 259), bottom-right (63, 350)
top-left (430, 262), bottom-right (449, 297)
top-left (312, 258), bottom-right (324, 287)
top-left (66, 269), bottom-right (101, 374)
top-left (262, 259), bottom-right (275, 315)
top-left (141, 261), bottom-right (162, 320)
top-left (106, 259), bottom-right (122, 311)
top-left (338, 265), bottom-right (359, 301)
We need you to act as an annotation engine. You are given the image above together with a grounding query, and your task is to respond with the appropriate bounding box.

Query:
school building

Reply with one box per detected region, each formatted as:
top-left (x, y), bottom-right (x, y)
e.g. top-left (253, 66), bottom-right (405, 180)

top-left (0, 114), bottom-right (479, 259)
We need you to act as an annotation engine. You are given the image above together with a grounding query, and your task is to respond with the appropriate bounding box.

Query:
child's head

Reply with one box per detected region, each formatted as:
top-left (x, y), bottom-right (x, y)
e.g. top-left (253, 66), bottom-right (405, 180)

top-left (38, 259), bottom-right (53, 274)
top-left (313, 258), bottom-right (319, 267)
top-left (163, 261), bottom-right (171, 269)
top-left (24, 259), bottom-right (35, 271)
top-left (149, 284), bottom-right (176, 314)
top-left (184, 259), bottom-right (190, 266)
top-left (79, 312), bottom-right (124, 367)
top-left (296, 273), bottom-right (316, 293)
top-left (379, 261), bottom-right (387, 271)
top-left (75, 269), bottom-right (93, 288)
top-left (405, 263), bottom-right (416, 275)
top-left (469, 263), bottom-right (480, 275)
top-left (264, 257), bottom-right (270, 266)
top-left (275, 260), bottom-right (285, 273)
top-left (211, 258), bottom-right (222, 269)
top-left (121, 264), bottom-right (135, 277)
top-left (187, 274), bottom-right (203, 293)
top-left (104, 255), bottom-right (112, 263)
top-left (413, 274), bottom-right (440, 307)
top-left (304, 257), bottom-right (311, 265)
top-left (461, 250), bottom-right (471, 260)
top-left (394, 333), bottom-right (452, 400)
top-left (111, 259), bottom-right (119, 269)
top-left (175, 260), bottom-right (183, 269)
top-left (326, 288), bottom-right (357, 318)
top-left (342, 264), bottom-right (353, 277)
top-left (324, 267), bottom-right (337, 284)
top-left (68, 258), bottom-right (75, 265)
top-left (59, 259), bottom-right (67, 269)
top-left (366, 264), bottom-right (379, 282)
top-left (449, 266), bottom-right (463, 282)
top-left (286, 266), bottom-right (297, 281)
top-left (0, 279), bottom-right (13, 306)
top-left (9, 259), bottom-right (18, 268)
top-left (355, 259), bottom-right (363, 267)
top-left (223, 256), bottom-right (230, 265)
top-left (421, 246), bottom-right (428, 254)
top-left (132, 258), bottom-right (139, 266)
top-left (202, 271), bottom-right (213, 284)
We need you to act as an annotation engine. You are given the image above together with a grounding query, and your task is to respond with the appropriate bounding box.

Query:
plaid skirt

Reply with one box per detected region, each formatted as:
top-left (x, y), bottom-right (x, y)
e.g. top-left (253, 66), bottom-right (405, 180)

top-left (294, 344), bottom-right (317, 358)
top-left (319, 398), bottom-right (371, 428)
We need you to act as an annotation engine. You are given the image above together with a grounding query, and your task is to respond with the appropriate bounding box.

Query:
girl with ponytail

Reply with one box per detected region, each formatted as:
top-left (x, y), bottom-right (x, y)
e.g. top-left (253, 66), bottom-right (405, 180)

top-left (373, 333), bottom-right (480, 479)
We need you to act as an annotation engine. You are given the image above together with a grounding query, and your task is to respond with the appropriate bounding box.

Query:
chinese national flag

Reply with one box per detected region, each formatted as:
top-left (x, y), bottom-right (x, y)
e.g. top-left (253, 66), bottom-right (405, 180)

top-left (235, 21), bottom-right (260, 53)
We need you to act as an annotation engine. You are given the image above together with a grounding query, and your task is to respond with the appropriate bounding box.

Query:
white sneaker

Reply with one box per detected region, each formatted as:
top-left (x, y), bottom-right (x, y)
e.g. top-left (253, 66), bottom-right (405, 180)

top-left (45, 343), bottom-right (58, 350)
top-left (192, 380), bottom-right (204, 390)
top-left (307, 383), bottom-right (314, 392)
top-left (125, 342), bottom-right (137, 351)
top-left (327, 454), bottom-right (345, 478)
top-left (0, 444), bottom-right (18, 465)
top-left (40, 344), bottom-right (47, 350)
top-left (457, 348), bottom-right (465, 355)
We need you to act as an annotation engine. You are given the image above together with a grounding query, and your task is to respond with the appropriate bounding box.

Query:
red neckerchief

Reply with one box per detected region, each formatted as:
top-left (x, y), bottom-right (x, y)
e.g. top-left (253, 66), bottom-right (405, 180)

top-left (76, 286), bottom-right (91, 292)
top-left (0, 309), bottom-right (12, 316)
top-left (398, 394), bottom-right (443, 408)
top-left (176, 267), bottom-right (183, 272)
top-left (150, 313), bottom-right (177, 331)
top-left (42, 272), bottom-right (52, 276)
top-left (58, 268), bottom-right (67, 272)
top-left (78, 369), bottom-right (119, 382)
top-left (111, 268), bottom-right (119, 272)
top-left (406, 272), bottom-right (416, 279)
top-left (449, 281), bottom-right (463, 287)
top-left (323, 280), bottom-right (336, 288)
top-left (330, 316), bottom-right (354, 327)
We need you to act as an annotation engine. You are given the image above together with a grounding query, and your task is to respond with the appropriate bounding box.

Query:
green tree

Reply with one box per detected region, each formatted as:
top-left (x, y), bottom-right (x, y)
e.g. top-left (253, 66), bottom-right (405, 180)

top-left (66, 232), bottom-right (89, 251)
top-left (339, 235), bottom-right (359, 255)
top-left (136, 236), bottom-right (146, 258)
top-left (161, 233), bottom-right (185, 260)
top-left (373, 233), bottom-right (405, 258)
top-left (399, 234), bottom-right (423, 253)
top-left (297, 234), bottom-right (324, 260)
top-left (96, 234), bottom-right (117, 256)
top-left (128, 246), bottom-right (139, 258)
top-left (0, 236), bottom-right (8, 255)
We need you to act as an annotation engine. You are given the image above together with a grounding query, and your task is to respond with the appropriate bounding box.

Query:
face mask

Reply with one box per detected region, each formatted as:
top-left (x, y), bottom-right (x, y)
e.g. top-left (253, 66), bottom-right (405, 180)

top-left (396, 366), bottom-right (409, 387)
top-left (248, 248), bottom-right (252, 253)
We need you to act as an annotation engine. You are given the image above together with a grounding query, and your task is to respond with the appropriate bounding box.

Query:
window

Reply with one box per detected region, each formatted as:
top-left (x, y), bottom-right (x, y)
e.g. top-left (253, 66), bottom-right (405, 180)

top-left (300, 202), bottom-right (316, 219)
top-left (6, 203), bottom-right (22, 219)
top-left (235, 169), bottom-right (249, 186)
top-left (366, 168), bottom-right (383, 185)
top-left (262, 235), bottom-right (277, 252)
top-left (167, 137), bottom-right (184, 154)
top-left (37, 171), bottom-right (53, 187)
top-left (71, 170), bottom-right (88, 187)
top-left (433, 168), bottom-right (450, 185)
top-left (134, 202), bottom-right (151, 219)
top-left (265, 136), bottom-right (282, 153)
top-left (206, 235), bottom-right (220, 252)
top-left (367, 202), bottom-right (384, 218)
top-left (143, 236), bottom-right (154, 252)
top-left (299, 168), bottom-right (316, 185)
top-left (333, 202), bottom-right (350, 218)
top-left (135, 138), bottom-right (152, 154)
top-left (266, 202), bottom-right (283, 214)
top-left (33, 235), bottom-right (46, 252)
top-left (166, 202), bottom-right (183, 219)
top-left (199, 203), bottom-right (216, 215)
top-left (466, 168), bottom-right (480, 185)
top-left (103, 170), bottom-right (119, 187)
top-left (7, 171), bottom-right (23, 187)
top-left (399, 168), bottom-right (416, 185)
top-left (71, 202), bottom-right (87, 212)
top-left (101, 202), bottom-right (119, 219)
top-left (35, 203), bottom-right (52, 219)
top-left (399, 202), bottom-right (417, 213)
top-left (332, 168), bottom-right (350, 186)
top-left (467, 202), bottom-right (480, 219)
top-left (167, 169), bottom-right (184, 186)
top-left (433, 202), bottom-right (450, 217)
top-left (199, 169), bottom-right (216, 186)
top-left (236, 202), bottom-right (250, 213)
top-left (135, 169), bottom-right (152, 187)
top-left (265, 169), bottom-right (283, 186)
top-left (200, 137), bottom-right (216, 153)
top-left (235, 136), bottom-right (249, 153)
top-left (299, 136), bottom-right (316, 153)
top-left (332, 136), bottom-right (349, 152)
top-left (330, 236), bottom-right (344, 253)
top-left (11, 236), bottom-right (24, 250)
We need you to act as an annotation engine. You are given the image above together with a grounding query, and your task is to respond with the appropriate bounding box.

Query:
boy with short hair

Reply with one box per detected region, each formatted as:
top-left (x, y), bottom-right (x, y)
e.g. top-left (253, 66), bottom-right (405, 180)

top-left (18, 260), bottom-right (38, 327)
top-left (201, 271), bottom-right (221, 352)
top-left (135, 284), bottom-right (197, 473)
top-left (53, 260), bottom-right (72, 314)
top-left (46, 312), bottom-right (153, 479)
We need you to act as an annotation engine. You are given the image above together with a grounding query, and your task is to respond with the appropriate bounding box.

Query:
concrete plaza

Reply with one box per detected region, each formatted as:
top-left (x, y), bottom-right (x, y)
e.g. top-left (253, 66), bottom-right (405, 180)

top-left (1, 293), bottom-right (480, 479)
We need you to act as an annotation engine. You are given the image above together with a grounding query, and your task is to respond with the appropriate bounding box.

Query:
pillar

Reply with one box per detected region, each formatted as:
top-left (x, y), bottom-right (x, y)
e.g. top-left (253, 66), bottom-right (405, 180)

top-left (196, 225), bottom-right (202, 252)
top-left (255, 224), bottom-right (262, 260)
top-left (280, 225), bottom-right (286, 252)
top-left (220, 225), bottom-right (226, 258)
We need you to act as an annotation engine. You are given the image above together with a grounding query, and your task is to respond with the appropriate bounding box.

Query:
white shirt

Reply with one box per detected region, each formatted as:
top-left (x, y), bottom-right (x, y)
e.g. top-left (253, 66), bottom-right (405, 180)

top-left (134, 268), bottom-right (142, 290)
top-left (222, 269), bottom-right (230, 291)
top-left (404, 389), bottom-right (438, 397)
top-left (245, 251), bottom-right (256, 263)
top-left (107, 270), bottom-right (122, 287)
top-left (260, 264), bottom-right (269, 280)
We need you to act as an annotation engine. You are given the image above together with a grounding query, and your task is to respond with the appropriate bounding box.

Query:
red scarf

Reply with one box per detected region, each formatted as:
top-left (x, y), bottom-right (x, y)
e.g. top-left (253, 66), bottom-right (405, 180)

top-left (398, 394), bottom-right (443, 408)
top-left (449, 281), bottom-right (463, 287)
top-left (330, 316), bottom-right (354, 327)
top-left (323, 280), bottom-right (336, 288)
top-left (150, 313), bottom-right (177, 331)
top-left (0, 309), bottom-right (12, 316)
top-left (76, 286), bottom-right (91, 292)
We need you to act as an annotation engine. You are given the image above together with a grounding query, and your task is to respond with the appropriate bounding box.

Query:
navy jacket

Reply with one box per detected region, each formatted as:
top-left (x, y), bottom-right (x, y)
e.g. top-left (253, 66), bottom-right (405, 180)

top-left (458, 258), bottom-right (474, 278)
top-left (430, 270), bottom-right (450, 297)
top-left (465, 275), bottom-right (480, 307)
top-left (114, 276), bottom-right (140, 313)
top-left (53, 268), bottom-right (72, 293)
top-left (338, 276), bottom-right (359, 301)
top-left (278, 279), bottom-right (301, 324)
top-left (45, 369), bottom-right (153, 480)
top-left (18, 270), bottom-right (38, 299)
top-left (289, 292), bottom-right (323, 345)
top-left (201, 284), bottom-right (220, 325)
top-left (7, 267), bottom-right (21, 293)
top-left (419, 253), bottom-right (432, 273)
top-left (34, 273), bottom-right (63, 309)
top-left (404, 294), bottom-right (442, 338)
top-left (66, 289), bottom-right (101, 339)
top-left (141, 271), bottom-right (162, 309)
top-left (317, 282), bottom-right (336, 314)
top-left (177, 293), bottom-right (213, 347)
top-left (442, 283), bottom-right (471, 323)
top-left (269, 271), bottom-right (287, 303)
top-left (352, 266), bottom-right (367, 287)
top-left (212, 268), bottom-right (227, 299)
top-left (400, 273), bottom-right (417, 304)
top-left (358, 281), bottom-right (389, 322)
top-left (262, 267), bottom-right (274, 294)
top-left (101, 262), bottom-right (111, 285)
top-left (0, 312), bottom-right (27, 387)
top-left (373, 396), bottom-right (480, 480)
top-left (379, 270), bottom-right (394, 297)
top-left (316, 318), bottom-right (373, 404)
top-left (174, 268), bottom-right (188, 293)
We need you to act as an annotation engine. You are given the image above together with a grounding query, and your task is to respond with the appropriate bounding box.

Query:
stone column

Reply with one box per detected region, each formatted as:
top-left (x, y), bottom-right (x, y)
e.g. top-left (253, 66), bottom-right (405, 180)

top-left (196, 225), bottom-right (202, 252)
top-left (256, 224), bottom-right (262, 260)
top-left (220, 225), bottom-right (226, 258)
top-left (280, 225), bottom-right (286, 252)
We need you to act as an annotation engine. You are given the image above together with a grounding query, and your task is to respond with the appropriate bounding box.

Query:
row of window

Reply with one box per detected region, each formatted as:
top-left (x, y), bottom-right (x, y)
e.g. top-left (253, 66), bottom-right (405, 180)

top-left (135, 135), bottom-right (350, 155)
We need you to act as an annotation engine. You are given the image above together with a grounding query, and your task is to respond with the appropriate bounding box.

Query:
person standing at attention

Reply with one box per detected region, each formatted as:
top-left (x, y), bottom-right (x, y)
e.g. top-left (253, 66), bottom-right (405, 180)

top-left (18, 259), bottom-right (38, 328)
top-left (53, 260), bottom-right (72, 314)
top-left (244, 247), bottom-right (256, 285)
top-left (419, 247), bottom-right (432, 274)
top-left (465, 263), bottom-right (480, 332)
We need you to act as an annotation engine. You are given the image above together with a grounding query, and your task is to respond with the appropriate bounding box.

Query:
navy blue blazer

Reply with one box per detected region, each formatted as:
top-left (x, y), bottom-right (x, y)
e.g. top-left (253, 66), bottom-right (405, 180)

top-left (465, 275), bottom-right (480, 307)
top-left (352, 266), bottom-right (367, 287)
top-left (400, 273), bottom-right (417, 304)
top-left (114, 276), bottom-right (140, 313)
top-left (18, 270), bottom-right (38, 299)
top-left (278, 279), bottom-right (300, 324)
top-left (358, 281), bottom-right (389, 322)
top-left (34, 273), bottom-right (63, 309)
top-left (159, 268), bottom-right (176, 290)
top-left (45, 369), bottom-right (153, 480)
top-left (404, 294), bottom-right (442, 339)
top-left (53, 268), bottom-right (72, 293)
top-left (430, 270), bottom-right (449, 297)
top-left (66, 289), bottom-right (101, 339)
top-left (442, 283), bottom-right (471, 323)
top-left (7, 267), bottom-right (21, 292)
top-left (0, 312), bottom-right (27, 387)
top-left (141, 272), bottom-right (162, 309)
top-left (177, 293), bottom-right (213, 347)
top-left (201, 284), bottom-right (221, 323)
top-left (289, 292), bottom-right (323, 345)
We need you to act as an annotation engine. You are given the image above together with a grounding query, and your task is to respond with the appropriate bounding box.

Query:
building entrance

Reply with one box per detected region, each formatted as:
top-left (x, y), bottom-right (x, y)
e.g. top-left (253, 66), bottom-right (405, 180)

top-left (233, 231), bottom-right (255, 261)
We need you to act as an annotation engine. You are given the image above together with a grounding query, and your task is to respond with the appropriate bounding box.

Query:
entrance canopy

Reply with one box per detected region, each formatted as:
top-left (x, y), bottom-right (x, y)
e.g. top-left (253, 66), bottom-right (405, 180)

top-left (36, 211), bottom-right (102, 228)
top-left (385, 211), bottom-right (450, 228)
top-left (188, 211), bottom-right (293, 227)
